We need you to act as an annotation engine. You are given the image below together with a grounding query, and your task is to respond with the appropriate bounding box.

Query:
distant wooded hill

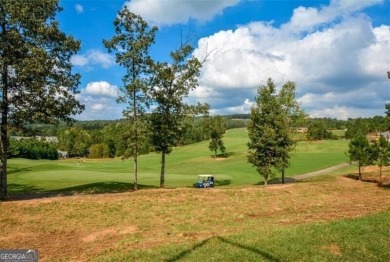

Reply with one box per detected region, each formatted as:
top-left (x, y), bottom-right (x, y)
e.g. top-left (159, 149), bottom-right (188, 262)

top-left (9, 114), bottom-right (389, 138)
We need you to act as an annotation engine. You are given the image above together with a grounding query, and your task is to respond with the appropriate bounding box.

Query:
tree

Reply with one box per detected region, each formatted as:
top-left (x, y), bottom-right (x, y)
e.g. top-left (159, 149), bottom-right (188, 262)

top-left (385, 104), bottom-right (390, 130)
top-left (348, 133), bottom-right (375, 180)
top-left (206, 116), bottom-right (226, 158)
top-left (58, 127), bottom-right (90, 157)
top-left (372, 135), bottom-right (390, 184)
top-left (307, 121), bottom-right (334, 140)
top-left (247, 78), bottom-right (293, 185)
top-left (104, 9), bottom-right (157, 190)
top-left (0, 1), bottom-right (84, 200)
top-left (277, 81), bottom-right (306, 183)
top-left (345, 118), bottom-right (370, 139)
top-left (88, 143), bottom-right (110, 158)
top-left (150, 42), bottom-right (208, 188)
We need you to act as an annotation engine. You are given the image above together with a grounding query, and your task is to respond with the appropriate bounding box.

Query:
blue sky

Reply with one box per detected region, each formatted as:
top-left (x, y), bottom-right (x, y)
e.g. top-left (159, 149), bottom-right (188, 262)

top-left (58, 0), bottom-right (390, 120)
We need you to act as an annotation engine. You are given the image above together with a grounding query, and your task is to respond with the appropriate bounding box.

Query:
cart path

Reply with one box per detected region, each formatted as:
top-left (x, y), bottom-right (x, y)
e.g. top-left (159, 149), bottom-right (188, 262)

top-left (292, 163), bottom-right (351, 181)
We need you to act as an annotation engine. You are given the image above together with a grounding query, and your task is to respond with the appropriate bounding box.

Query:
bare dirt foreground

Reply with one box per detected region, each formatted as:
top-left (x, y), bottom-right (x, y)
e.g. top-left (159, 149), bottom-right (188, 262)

top-left (1, 175), bottom-right (390, 261)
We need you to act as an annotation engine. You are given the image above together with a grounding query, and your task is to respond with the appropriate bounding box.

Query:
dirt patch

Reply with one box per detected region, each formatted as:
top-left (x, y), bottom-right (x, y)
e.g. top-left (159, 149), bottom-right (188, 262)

top-left (83, 228), bottom-right (117, 243)
top-left (82, 226), bottom-right (137, 243)
top-left (322, 244), bottom-right (342, 256)
top-left (118, 225), bottom-right (137, 235)
top-left (212, 157), bottom-right (228, 161)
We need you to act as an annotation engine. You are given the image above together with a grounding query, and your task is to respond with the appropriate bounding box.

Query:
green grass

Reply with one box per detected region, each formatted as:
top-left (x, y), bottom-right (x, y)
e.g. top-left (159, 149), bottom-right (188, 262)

top-left (331, 129), bottom-right (346, 138)
top-left (8, 128), bottom-right (349, 194)
top-left (98, 209), bottom-right (390, 261)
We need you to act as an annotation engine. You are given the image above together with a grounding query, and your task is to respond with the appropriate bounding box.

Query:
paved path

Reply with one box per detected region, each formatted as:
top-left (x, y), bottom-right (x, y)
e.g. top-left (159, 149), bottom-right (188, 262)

top-left (292, 163), bottom-right (351, 181)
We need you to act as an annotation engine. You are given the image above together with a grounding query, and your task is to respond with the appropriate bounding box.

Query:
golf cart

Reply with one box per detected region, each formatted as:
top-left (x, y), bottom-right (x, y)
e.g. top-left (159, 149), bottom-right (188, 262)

top-left (195, 175), bottom-right (214, 188)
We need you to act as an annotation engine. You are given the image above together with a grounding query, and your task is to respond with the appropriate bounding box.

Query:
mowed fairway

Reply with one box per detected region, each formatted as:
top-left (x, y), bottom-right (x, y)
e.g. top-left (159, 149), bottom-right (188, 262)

top-left (8, 128), bottom-right (350, 195)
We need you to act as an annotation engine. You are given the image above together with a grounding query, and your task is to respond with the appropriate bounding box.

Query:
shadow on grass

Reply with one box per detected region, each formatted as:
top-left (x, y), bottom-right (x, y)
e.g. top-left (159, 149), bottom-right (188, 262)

top-left (166, 236), bottom-right (280, 262)
top-left (8, 183), bottom-right (44, 193)
top-left (344, 173), bottom-right (390, 189)
top-left (7, 181), bottom-right (158, 201)
top-left (215, 179), bottom-right (231, 186)
top-left (253, 177), bottom-right (297, 186)
top-left (8, 167), bottom-right (33, 175)
top-left (209, 152), bottom-right (235, 159)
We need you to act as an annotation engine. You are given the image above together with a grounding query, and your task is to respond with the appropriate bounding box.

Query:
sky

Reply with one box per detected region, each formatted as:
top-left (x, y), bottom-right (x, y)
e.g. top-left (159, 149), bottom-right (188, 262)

top-left (57, 0), bottom-right (390, 120)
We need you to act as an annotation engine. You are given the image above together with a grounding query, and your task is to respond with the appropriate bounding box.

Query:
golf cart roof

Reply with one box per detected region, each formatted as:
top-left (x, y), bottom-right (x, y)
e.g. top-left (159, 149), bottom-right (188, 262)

top-left (198, 174), bottom-right (214, 177)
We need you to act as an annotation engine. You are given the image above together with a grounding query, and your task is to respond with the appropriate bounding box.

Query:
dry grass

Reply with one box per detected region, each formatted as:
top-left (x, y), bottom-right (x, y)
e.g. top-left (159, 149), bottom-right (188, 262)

top-left (1, 175), bottom-right (390, 261)
top-left (347, 165), bottom-right (390, 186)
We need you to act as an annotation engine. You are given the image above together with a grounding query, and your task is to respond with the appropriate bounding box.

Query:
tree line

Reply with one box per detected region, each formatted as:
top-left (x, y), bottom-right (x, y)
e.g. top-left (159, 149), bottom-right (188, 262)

top-left (9, 138), bottom-right (58, 160)
top-left (11, 114), bottom-right (389, 141)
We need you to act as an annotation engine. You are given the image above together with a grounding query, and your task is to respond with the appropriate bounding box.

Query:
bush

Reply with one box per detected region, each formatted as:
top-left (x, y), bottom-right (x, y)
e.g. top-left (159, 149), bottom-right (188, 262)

top-left (9, 138), bottom-right (58, 160)
top-left (88, 143), bottom-right (110, 158)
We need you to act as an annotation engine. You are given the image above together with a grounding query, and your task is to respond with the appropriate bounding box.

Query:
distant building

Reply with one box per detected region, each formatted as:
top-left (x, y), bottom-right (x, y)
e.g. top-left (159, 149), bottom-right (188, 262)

top-left (35, 136), bottom-right (59, 143)
top-left (10, 136), bottom-right (23, 141)
top-left (57, 150), bottom-right (68, 159)
top-left (10, 136), bottom-right (58, 143)
top-left (380, 131), bottom-right (390, 141)
top-left (297, 127), bottom-right (308, 133)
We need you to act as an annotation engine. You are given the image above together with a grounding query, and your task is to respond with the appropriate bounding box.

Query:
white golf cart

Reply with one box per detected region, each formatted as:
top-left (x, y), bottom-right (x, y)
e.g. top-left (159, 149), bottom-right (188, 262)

top-left (195, 174), bottom-right (215, 188)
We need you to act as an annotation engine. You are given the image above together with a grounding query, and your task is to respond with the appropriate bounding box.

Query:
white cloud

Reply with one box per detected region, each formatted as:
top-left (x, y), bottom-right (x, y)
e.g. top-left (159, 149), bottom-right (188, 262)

top-left (85, 81), bottom-right (119, 98)
top-left (309, 106), bottom-right (360, 120)
top-left (91, 103), bottom-right (105, 111)
top-left (75, 4), bottom-right (84, 14)
top-left (71, 50), bottom-right (114, 69)
top-left (70, 55), bottom-right (88, 67)
top-left (283, 0), bottom-right (384, 33)
top-left (75, 81), bottom-right (123, 120)
top-left (124, 0), bottom-right (240, 26)
top-left (192, 0), bottom-right (389, 119)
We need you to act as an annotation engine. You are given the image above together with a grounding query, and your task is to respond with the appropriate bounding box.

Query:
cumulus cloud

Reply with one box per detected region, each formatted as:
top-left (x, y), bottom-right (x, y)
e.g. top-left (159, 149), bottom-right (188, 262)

top-left (192, 0), bottom-right (389, 119)
top-left (75, 81), bottom-right (123, 120)
top-left (75, 4), bottom-right (84, 14)
top-left (85, 81), bottom-right (119, 98)
top-left (283, 0), bottom-right (384, 33)
top-left (71, 50), bottom-right (114, 69)
top-left (124, 0), bottom-right (240, 26)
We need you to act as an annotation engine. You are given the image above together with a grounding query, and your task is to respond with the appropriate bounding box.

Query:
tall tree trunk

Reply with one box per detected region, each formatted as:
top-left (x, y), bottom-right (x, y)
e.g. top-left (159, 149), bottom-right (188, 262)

top-left (0, 65), bottom-right (8, 200)
top-left (358, 164), bottom-right (362, 181)
top-left (379, 164), bottom-right (383, 184)
top-left (263, 173), bottom-right (268, 186)
top-left (133, 155), bottom-right (138, 190)
top-left (282, 169), bottom-right (285, 184)
top-left (0, 111), bottom-right (7, 200)
top-left (214, 149), bottom-right (217, 158)
top-left (133, 124), bottom-right (138, 191)
top-left (132, 64), bottom-right (139, 191)
top-left (160, 151), bottom-right (166, 188)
